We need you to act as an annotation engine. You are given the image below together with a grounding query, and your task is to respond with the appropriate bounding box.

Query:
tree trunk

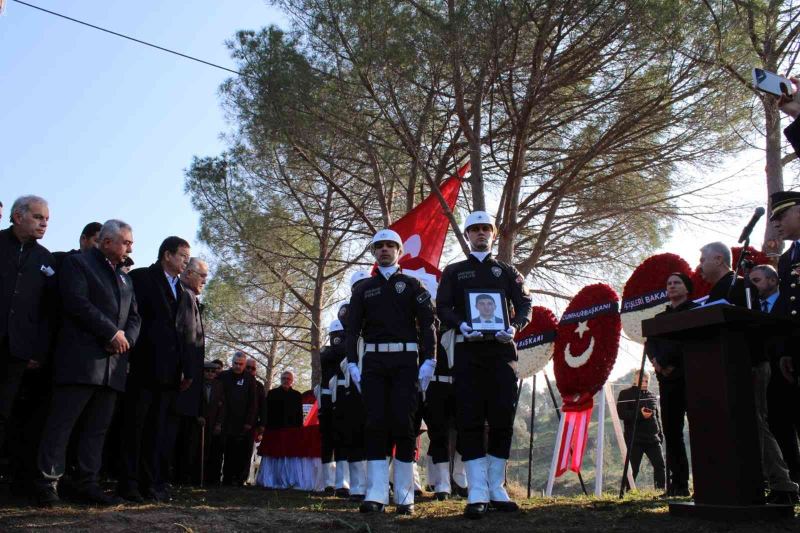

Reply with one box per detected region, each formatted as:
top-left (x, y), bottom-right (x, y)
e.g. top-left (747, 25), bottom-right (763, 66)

top-left (763, 96), bottom-right (785, 255)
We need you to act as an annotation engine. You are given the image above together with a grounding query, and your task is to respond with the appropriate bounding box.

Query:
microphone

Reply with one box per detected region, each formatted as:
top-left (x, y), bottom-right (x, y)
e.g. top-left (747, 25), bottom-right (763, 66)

top-left (738, 207), bottom-right (766, 243)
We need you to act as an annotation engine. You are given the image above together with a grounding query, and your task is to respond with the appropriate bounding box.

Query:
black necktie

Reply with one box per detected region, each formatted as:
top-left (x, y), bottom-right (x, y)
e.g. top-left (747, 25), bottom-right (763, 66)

top-left (792, 242), bottom-right (799, 262)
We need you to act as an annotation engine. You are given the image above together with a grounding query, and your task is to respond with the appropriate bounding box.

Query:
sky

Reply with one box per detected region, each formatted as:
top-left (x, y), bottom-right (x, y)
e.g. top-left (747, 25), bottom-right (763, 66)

top-left (0, 1), bottom-right (788, 384)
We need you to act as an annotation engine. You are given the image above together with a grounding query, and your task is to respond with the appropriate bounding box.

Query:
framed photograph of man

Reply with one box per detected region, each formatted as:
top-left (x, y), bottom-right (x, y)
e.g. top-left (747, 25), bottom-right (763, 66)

top-left (466, 289), bottom-right (509, 334)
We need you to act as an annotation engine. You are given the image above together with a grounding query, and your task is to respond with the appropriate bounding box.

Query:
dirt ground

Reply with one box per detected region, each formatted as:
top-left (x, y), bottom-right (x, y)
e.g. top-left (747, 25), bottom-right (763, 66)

top-left (0, 484), bottom-right (798, 532)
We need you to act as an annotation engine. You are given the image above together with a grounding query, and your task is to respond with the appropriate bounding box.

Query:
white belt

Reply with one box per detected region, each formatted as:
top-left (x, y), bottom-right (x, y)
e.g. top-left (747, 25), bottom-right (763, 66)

top-left (432, 375), bottom-right (453, 384)
top-left (365, 342), bottom-right (418, 353)
top-left (321, 389), bottom-right (332, 395)
top-left (455, 335), bottom-right (465, 343)
top-left (336, 379), bottom-right (348, 386)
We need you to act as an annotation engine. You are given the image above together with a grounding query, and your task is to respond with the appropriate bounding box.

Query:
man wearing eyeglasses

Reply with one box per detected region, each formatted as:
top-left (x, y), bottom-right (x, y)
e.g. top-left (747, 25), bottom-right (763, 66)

top-left (117, 237), bottom-right (198, 503)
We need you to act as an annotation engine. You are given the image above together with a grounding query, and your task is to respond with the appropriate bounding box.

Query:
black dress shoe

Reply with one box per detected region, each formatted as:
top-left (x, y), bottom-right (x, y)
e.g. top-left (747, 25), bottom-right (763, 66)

top-left (435, 492), bottom-right (449, 501)
top-left (489, 500), bottom-right (519, 512)
top-left (767, 490), bottom-right (800, 505)
top-left (35, 484), bottom-right (60, 508)
top-left (452, 480), bottom-right (468, 497)
top-left (142, 487), bottom-right (169, 502)
top-left (335, 488), bottom-right (350, 498)
top-left (464, 502), bottom-right (488, 519)
top-left (76, 486), bottom-right (121, 506)
top-left (414, 489), bottom-right (423, 498)
top-left (349, 493), bottom-right (365, 502)
top-left (117, 487), bottom-right (144, 503)
top-left (396, 504), bottom-right (414, 515)
top-left (359, 500), bottom-right (385, 513)
top-left (323, 486), bottom-right (335, 496)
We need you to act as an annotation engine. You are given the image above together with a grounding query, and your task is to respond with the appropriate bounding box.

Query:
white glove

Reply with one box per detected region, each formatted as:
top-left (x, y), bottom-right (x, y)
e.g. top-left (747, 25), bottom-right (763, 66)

top-left (418, 359), bottom-right (436, 392)
top-left (347, 362), bottom-right (362, 393)
top-left (459, 322), bottom-right (483, 341)
top-left (495, 326), bottom-right (516, 344)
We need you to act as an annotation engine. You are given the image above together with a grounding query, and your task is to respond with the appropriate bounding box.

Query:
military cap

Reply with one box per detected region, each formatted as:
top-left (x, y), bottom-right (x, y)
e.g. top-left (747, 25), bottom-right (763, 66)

top-left (770, 191), bottom-right (800, 220)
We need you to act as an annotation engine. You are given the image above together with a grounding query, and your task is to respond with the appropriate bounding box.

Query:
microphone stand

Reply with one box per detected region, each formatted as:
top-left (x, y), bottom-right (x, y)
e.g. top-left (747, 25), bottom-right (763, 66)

top-left (729, 239), bottom-right (753, 310)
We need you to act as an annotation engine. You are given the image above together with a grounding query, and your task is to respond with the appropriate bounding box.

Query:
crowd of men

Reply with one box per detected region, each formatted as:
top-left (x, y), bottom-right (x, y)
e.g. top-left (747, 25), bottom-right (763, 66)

top-left (0, 205), bottom-right (305, 507)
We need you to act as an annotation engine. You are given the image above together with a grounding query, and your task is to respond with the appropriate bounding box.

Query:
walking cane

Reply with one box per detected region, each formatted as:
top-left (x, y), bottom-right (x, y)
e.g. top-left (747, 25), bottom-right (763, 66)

top-left (200, 424), bottom-right (206, 488)
top-left (618, 345), bottom-right (648, 499)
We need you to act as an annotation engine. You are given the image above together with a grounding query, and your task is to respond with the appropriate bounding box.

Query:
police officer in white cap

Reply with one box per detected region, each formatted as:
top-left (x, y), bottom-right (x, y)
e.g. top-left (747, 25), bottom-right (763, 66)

top-left (345, 229), bottom-right (436, 514)
top-left (436, 211), bottom-right (532, 519)
top-left (318, 319), bottom-right (345, 493)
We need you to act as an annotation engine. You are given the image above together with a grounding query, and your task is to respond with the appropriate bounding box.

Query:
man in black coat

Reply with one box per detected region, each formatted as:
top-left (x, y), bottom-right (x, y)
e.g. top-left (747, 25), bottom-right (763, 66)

top-left (52, 222), bottom-right (102, 269)
top-left (117, 236), bottom-right (197, 502)
top-left (0, 196), bottom-right (56, 457)
top-left (164, 257), bottom-right (208, 485)
top-left (35, 220), bottom-right (140, 506)
top-left (617, 370), bottom-right (665, 490)
top-left (215, 352), bottom-right (258, 486)
top-left (265, 371), bottom-right (304, 430)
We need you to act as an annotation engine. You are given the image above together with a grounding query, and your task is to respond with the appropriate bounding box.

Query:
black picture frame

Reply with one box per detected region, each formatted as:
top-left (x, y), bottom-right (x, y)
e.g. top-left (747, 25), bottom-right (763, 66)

top-left (466, 289), bottom-right (509, 338)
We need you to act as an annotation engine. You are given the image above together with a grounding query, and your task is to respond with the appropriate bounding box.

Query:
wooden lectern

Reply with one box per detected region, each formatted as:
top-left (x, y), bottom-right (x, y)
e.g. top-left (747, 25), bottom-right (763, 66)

top-left (642, 305), bottom-right (796, 520)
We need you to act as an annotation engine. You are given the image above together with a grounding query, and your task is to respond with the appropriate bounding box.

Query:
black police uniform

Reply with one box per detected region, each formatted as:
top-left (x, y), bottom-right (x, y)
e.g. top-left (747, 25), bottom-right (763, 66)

top-left (345, 269), bottom-right (436, 463)
top-left (319, 332), bottom-right (344, 466)
top-left (436, 254), bottom-right (532, 461)
top-left (335, 303), bottom-right (365, 466)
top-left (423, 342), bottom-right (456, 465)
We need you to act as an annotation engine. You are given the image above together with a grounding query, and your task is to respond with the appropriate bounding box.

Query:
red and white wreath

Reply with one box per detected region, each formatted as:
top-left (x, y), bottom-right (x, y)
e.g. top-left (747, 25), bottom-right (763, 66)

top-left (553, 284), bottom-right (620, 411)
top-left (514, 306), bottom-right (558, 379)
top-left (621, 253), bottom-right (692, 344)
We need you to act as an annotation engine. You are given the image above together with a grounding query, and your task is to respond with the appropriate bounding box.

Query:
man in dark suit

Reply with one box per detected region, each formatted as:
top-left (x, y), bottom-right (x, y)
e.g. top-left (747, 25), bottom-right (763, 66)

top-left (243, 357), bottom-right (267, 482)
top-left (266, 371), bottom-right (304, 429)
top-left (117, 236), bottom-right (197, 502)
top-left (52, 222), bottom-right (102, 269)
top-left (750, 264), bottom-right (800, 484)
top-left (0, 196), bottom-right (56, 466)
top-left (215, 352), bottom-right (257, 486)
top-left (698, 241), bottom-right (757, 306)
top-left (34, 220), bottom-right (140, 506)
top-left (471, 294), bottom-right (504, 326)
top-left (202, 361), bottom-right (226, 485)
top-left (164, 258), bottom-right (208, 485)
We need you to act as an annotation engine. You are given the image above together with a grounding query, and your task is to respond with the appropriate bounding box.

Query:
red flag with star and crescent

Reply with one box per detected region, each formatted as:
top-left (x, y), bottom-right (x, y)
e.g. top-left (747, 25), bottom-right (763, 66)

top-left (552, 284), bottom-right (621, 476)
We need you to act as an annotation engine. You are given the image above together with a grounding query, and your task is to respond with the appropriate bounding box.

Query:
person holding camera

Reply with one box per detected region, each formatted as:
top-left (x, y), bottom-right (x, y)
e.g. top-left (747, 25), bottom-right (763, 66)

top-left (617, 370), bottom-right (665, 491)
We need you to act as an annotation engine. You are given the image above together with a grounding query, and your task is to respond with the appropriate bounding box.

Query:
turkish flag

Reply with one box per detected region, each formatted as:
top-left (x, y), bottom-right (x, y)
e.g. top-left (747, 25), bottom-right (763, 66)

top-left (389, 162), bottom-right (469, 270)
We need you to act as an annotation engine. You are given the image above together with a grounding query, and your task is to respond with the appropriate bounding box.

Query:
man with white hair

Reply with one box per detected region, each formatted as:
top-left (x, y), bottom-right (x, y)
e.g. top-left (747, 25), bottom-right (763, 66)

top-left (35, 219), bottom-right (140, 506)
top-left (698, 241), bottom-right (756, 306)
top-left (345, 229), bottom-right (436, 515)
top-left (0, 195), bottom-right (56, 461)
top-left (266, 370), bottom-right (303, 429)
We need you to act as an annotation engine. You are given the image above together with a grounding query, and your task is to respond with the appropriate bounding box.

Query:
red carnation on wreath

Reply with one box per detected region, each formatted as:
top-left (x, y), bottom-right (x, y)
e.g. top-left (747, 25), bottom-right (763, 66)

top-left (553, 284), bottom-right (621, 412)
top-left (514, 306), bottom-right (558, 379)
top-left (690, 246), bottom-right (771, 299)
top-left (621, 253), bottom-right (692, 344)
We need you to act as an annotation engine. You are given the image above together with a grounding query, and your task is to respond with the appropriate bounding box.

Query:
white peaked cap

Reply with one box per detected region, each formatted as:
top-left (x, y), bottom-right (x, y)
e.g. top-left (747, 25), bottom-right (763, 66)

top-left (329, 319), bottom-right (344, 333)
top-left (371, 228), bottom-right (403, 248)
top-left (463, 211), bottom-right (496, 231)
top-left (349, 271), bottom-right (371, 287)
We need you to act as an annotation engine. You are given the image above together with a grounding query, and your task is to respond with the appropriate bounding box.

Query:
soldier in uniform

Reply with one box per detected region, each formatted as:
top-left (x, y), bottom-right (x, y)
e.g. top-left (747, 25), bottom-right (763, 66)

top-left (771, 192), bottom-right (800, 390)
top-left (346, 230), bottom-right (436, 514)
top-left (436, 211), bottom-right (532, 519)
top-left (318, 319), bottom-right (345, 493)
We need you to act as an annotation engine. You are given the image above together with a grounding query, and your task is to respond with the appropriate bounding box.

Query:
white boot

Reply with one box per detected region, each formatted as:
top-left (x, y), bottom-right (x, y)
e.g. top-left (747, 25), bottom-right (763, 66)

top-left (426, 455), bottom-right (439, 490)
top-left (349, 461), bottom-right (367, 496)
top-left (464, 457), bottom-right (489, 504)
top-left (393, 460), bottom-right (415, 507)
top-left (322, 462), bottom-right (336, 491)
top-left (364, 459), bottom-right (390, 505)
top-left (335, 460), bottom-right (350, 490)
top-left (433, 461), bottom-right (452, 495)
top-left (487, 455), bottom-right (510, 502)
top-left (453, 451), bottom-right (468, 490)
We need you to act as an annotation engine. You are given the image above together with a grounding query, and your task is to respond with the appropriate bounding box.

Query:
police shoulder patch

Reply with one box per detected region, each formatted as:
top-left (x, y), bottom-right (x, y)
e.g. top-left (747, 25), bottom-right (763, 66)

top-left (395, 281), bottom-right (407, 294)
top-left (491, 266), bottom-right (502, 278)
